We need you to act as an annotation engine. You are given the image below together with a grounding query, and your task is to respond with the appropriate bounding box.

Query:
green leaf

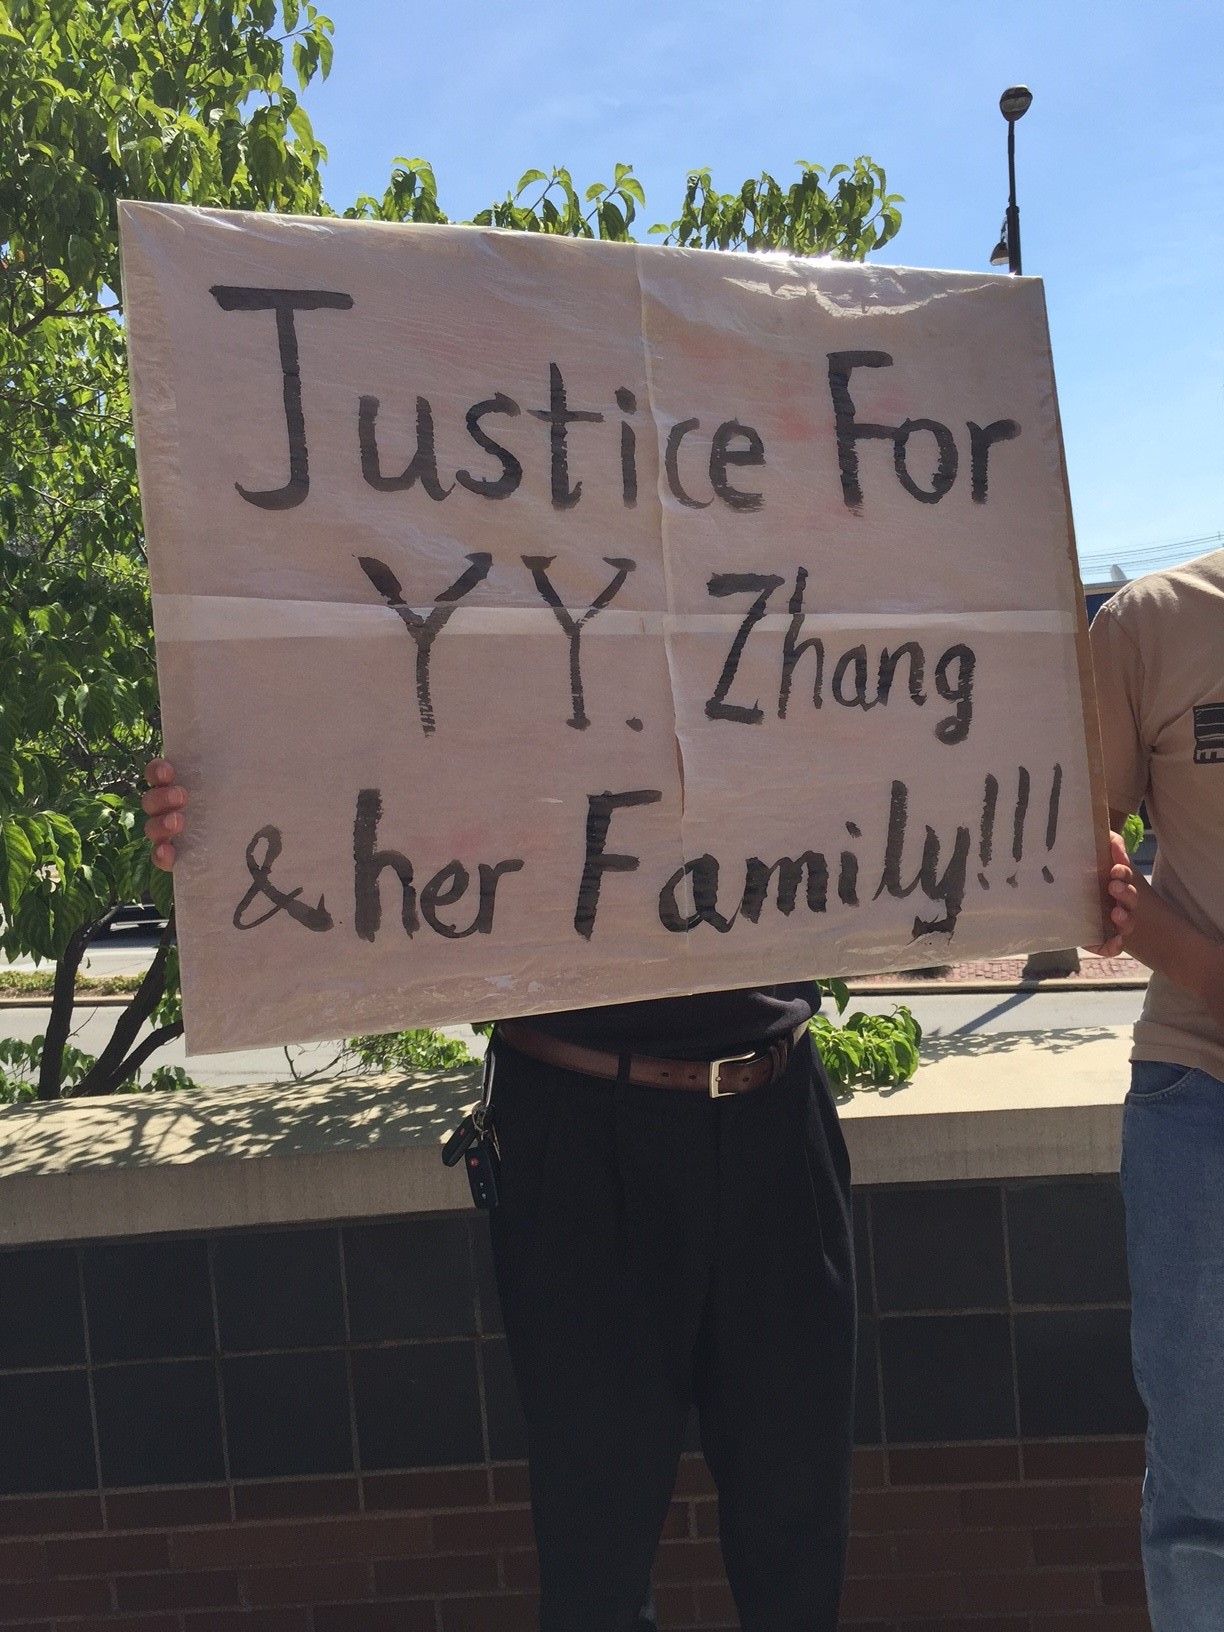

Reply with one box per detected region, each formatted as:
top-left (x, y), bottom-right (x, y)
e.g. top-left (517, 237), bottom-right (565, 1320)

top-left (818, 977), bottom-right (850, 1015)
top-left (148, 860), bottom-right (175, 918)
top-left (288, 104), bottom-right (314, 146)
top-left (1, 820), bottom-right (37, 911)
top-left (598, 199), bottom-right (627, 241)
top-left (42, 811), bottom-right (82, 880)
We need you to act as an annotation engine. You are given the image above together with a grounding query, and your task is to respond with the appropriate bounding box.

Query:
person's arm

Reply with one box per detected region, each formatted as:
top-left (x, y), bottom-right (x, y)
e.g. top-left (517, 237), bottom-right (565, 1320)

top-left (1108, 806), bottom-right (1224, 1026)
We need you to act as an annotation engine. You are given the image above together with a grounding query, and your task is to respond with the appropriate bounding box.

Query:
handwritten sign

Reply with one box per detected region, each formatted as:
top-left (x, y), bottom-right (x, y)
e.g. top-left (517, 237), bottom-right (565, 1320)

top-left (120, 202), bottom-right (1108, 1053)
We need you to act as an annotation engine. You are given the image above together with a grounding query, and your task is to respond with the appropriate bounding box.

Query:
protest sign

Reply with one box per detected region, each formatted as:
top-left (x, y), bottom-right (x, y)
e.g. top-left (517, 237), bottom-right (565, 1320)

top-left (120, 202), bottom-right (1109, 1053)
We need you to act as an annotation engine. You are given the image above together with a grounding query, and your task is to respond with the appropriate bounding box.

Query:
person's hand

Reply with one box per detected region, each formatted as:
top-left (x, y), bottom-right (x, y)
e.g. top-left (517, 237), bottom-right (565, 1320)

top-left (141, 759), bottom-right (188, 872)
top-left (1084, 830), bottom-right (1138, 956)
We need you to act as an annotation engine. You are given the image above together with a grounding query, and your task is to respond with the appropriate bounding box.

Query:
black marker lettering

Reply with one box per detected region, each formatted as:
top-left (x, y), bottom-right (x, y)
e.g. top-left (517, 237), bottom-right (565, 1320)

top-left (1012, 765), bottom-right (1031, 863)
top-left (528, 362), bottom-right (604, 509)
top-left (778, 567), bottom-right (824, 719)
top-left (893, 417), bottom-right (958, 504)
top-left (232, 825), bottom-right (333, 931)
top-left (827, 349), bottom-right (895, 510)
top-left (574, 789), bottom-right (662, 938)
top-left (664, 418), bottom-right (711, 508)
top-left (968, 419), bottom-right (1021, 503)
top-left (978, 772), bottom-right (999, 888)
top-left (828, 350), bottom-right (961, 508)
top-left (353, 788), bottom-right (417, 942)
top-left (456, 394), bottom-right (523, 499)
top-left (705, 572), bottom-right (785, 724)
top-left (210, 285), bottom-right (353, 510)
top-left (832, 646), bottom-right (876, 711)
top-left (616, 386), bottom-right (638, 508)
top-left (659, 854), bottom-right (737, 933)
top-left (419, 863), bottom-right (469, 937)
top-left (874, 780), bottom-right (971, 937)
top-left (358, 553), bottom-right (492, 736)
top-left (1040, 763), bottom-right (1063, 883)
top-left (709, 419), bottom-right (765, 512)
top-left (419, 858), bottom-right (525, 937)
top-left (934, 644), bottom-right (976, 744)
top-left (358, 394), bottom-right (453, 500)
top-left (877, 642), bottom-right (926, 707)
top-left (523, 555), bottom-right (637, 731)
top-left (739, 853), bottom-right (828, 922)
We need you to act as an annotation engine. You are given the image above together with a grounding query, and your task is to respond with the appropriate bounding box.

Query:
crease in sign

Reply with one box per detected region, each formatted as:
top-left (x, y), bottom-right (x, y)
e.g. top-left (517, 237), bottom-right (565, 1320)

top-left (636, 243), bottom-right (700, 964)
top-left (713, 259), bottom-right (1005, 321)
top-left (151, 595), bottom-right (1076, 644)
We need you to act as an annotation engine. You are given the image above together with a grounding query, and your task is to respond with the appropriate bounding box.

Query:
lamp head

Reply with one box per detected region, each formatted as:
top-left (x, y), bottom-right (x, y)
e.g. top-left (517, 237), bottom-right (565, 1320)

top-left (999, 84), bottom-right (1033, 122)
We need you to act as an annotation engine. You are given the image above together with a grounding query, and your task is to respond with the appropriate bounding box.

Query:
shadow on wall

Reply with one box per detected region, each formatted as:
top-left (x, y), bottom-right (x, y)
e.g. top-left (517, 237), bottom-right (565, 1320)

top-left (0, 1066), bottom-right (485, 1180)
top-left (3, 1022), bottom-right (1129, 1170)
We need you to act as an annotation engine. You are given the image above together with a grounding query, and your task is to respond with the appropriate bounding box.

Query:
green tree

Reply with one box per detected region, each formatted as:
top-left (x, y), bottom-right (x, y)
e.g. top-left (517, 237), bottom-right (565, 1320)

top-left (0, 0), bottom-right (905, 1101)
top-left (1, 0), bottom-right (334, 1098)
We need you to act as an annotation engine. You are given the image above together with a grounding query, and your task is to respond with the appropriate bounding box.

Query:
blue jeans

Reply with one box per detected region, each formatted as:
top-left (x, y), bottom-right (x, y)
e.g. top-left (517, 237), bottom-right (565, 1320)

top-left (1122, 1060), bottom-right (1224, 1632)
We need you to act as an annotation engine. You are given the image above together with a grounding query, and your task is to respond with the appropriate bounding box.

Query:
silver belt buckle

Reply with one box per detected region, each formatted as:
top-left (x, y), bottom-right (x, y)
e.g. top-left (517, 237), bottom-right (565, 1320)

top-left (708, 1049), bottom-right (758, 1098)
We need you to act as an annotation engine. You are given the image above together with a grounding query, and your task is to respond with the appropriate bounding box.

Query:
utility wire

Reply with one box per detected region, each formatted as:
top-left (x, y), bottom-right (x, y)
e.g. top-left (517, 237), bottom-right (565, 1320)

top-left (1079, 529), bottom-right (1223, 579)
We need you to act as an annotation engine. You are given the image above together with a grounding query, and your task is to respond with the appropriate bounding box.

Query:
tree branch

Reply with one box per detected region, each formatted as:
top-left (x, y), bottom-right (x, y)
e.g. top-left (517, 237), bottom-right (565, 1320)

top-left (281, 1044), bottom-right (348, 1085)
top-left (75, 912), bottom-right (176, 1095)
top-left (96, 1020), bottom-right (185, 1094)
top-left (51, 304), bottom-right (123, 322)
top-left (37, 916), bottom-right (108, 1100)
top-left (12, 287), bottom-right (77, 338)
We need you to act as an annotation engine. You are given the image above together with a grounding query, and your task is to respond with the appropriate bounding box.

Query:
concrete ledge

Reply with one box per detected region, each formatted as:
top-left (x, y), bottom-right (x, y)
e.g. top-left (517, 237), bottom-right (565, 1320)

top-left (0, 1030), bottom-right (1132, 1245)
top-left (841, 1025), bottom-right (1131, 1183)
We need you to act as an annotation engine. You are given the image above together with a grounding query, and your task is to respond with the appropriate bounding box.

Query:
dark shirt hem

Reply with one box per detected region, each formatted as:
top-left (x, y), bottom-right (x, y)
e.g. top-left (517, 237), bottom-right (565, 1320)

top-left (520, 983), bottom-right (822, 1060)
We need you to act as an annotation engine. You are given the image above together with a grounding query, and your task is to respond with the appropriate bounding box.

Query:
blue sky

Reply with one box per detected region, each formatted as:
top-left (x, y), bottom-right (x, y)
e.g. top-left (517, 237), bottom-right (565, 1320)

top-left (304, 0), bottom-right (1224, 583)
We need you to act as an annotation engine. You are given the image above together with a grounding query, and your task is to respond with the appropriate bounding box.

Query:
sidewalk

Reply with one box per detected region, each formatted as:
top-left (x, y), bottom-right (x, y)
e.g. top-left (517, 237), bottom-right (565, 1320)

top-left (850, 951), bottom-right (1145, 994)
top-left (2, 951), bottom-right (1148, 1010)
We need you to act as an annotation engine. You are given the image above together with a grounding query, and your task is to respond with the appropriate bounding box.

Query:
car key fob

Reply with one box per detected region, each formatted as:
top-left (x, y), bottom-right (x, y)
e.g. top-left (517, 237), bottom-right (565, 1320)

top-left (441, 1113), bottom-right (479, 1168)
top-left (465, 1139), bottom-right (500, 1209)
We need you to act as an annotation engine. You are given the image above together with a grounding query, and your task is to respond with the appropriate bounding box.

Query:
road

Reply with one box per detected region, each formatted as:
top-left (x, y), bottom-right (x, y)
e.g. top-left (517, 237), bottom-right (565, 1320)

top-left (3, 928), bottom-right (1147, 1088)
top-left (844, 985), bottom-right (1144, 1036)
top-left (5, 932), bottom-right (364, 1087)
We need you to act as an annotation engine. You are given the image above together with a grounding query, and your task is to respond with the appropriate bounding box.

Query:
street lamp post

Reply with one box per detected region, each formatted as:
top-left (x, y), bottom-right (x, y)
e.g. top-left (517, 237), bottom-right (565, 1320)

top-left (990, 84), bottom-right (1032, 275)
top-left (990, 83), bottom-right (1077, 977)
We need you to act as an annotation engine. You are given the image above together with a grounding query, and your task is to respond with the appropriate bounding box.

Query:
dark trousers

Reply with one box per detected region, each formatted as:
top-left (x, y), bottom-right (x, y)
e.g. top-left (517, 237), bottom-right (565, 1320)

top-left (488, 1033), bottom-right (856, 1632)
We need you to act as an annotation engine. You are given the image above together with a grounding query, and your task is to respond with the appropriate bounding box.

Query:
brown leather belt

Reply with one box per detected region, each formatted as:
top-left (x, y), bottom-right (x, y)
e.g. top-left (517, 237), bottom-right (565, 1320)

top-left (495, 1018), bottom-right (809, 1098)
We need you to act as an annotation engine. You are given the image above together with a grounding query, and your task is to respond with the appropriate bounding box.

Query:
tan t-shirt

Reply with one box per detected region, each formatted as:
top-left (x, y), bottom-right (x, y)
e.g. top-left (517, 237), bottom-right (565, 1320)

top-left (1090, 548), bottom-right (1224, 1078)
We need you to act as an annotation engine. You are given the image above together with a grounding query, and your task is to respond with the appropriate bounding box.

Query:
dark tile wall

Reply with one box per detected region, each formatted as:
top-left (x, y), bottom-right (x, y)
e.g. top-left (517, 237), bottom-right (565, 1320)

top-left (0, 1178), bottom-right (1142, 1498)
top-left (0, 1215), bottom-right (504, 1499)
top-left (856, 1178), bottom-right (1144, 1446)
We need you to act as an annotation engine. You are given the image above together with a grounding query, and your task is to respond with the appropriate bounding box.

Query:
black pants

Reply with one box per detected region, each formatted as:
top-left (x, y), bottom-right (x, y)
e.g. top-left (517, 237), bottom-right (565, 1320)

top-left (488, 1033), bottom-right (856, 1632)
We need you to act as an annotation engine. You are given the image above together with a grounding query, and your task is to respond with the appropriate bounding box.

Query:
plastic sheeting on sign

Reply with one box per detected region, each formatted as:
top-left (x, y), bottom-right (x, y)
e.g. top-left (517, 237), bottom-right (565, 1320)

top-left (119, 202), bottom-right (1110, 1054)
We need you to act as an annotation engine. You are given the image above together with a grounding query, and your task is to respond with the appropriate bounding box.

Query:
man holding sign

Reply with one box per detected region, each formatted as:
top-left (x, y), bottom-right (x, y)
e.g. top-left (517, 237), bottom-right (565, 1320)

top-left (147, 764), bottom-right (852, 1626)
top-left (127, 202), bottom-right (1123, 1629)
top-left (143, 780), bottom-right (1135, 1632)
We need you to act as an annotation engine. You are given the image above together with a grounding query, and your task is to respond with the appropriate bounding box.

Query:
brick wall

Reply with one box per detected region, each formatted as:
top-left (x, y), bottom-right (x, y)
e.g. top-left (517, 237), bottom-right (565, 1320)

top-left (0, 1177), bottom-right (1149, 1630)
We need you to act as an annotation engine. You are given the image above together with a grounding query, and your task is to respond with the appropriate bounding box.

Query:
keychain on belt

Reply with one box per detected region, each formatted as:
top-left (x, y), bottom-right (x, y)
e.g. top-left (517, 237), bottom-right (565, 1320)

top-left (441, 1033), bottom-right (500, 1209)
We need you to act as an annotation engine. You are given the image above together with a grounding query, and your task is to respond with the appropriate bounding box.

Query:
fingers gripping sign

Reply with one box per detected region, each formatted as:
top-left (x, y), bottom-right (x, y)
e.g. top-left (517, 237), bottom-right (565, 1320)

top-left (142, 759), bottom-right (187, 872)
top-left (1084, 830), bottom-right (1139, 957)
top-left (144, 761), bottom-right (333, 933)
